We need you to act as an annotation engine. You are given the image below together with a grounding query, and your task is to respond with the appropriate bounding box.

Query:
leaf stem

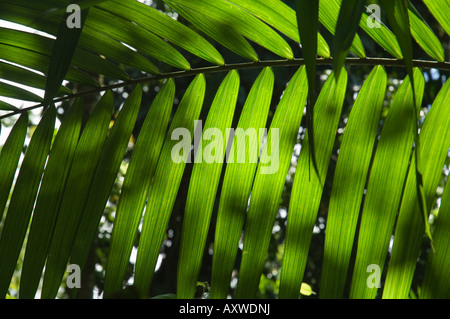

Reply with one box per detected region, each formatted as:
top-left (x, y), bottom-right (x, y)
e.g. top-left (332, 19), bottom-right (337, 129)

top-left (1, 57), bottom-right (449, 120)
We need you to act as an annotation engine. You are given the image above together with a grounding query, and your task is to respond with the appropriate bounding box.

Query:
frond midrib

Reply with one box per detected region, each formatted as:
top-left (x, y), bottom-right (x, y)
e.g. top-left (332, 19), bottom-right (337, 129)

top-left (1, 56), bottom-right (449, 121)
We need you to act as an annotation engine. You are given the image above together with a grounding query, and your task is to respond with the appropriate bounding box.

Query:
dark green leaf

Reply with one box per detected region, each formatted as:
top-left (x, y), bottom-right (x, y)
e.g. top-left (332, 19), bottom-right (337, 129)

top-left (104, 79), bottom-right (175, 297)
top-left (210, 67), bottom-right (274, 299)
top-left (20, 100), bottom-right (83, 299)
top-left (0, 106), bottom-right (55, 298)
top-left (44, 1), bottom-right (90, 107)
top-left (332, 0), bottom-right (366, 76)
top-left (41, 91), bottom-right (113, 299)
top-left (0, 113), bottom-right (28, 221)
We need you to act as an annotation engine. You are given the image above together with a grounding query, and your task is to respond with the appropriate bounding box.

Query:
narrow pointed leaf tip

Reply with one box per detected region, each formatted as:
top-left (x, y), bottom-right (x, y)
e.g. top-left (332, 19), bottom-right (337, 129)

top-left (332, 0), bottom-right (366, 76)
top-left (295, 0), bottom-right (320, 181)
top-left (44, 1), bottom-right (89, 107)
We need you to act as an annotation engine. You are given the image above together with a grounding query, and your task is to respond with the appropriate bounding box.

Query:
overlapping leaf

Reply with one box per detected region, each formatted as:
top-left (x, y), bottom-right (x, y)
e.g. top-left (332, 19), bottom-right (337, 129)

top-left (0, 0), bottom-right (448, 301)
top-left (104, 79), bottom-right (175, 297)
top-left (43, 0), bottom-right (89, 107)
top-left (164, 0), bottom-right (294, 61)
top-left (0, 106), bottom-right (56, 298)
top-left (41, 92), bottom-right (113, 299)
top-left (383, 74), bottom-right (450, 299)
top-left (134, 74), bottom-right (205, 296)
top-left (70, 86), bottom-right (143, 280)
top-left (177, 70), bottom-right (239, 299)
top-left (278, 69), bottom-right (348, 299)
top-left (227, 0), bottom-right (330, 58)
top-left (210, 67), bottom-right (274, 299)
top-left (235, 66), bottom-right (309, 298)
top-left (19, 100), bottom-right (83, 299)
top-left (349, 68), bottom-right (425, 299)
top-left (320, 65), bottom-right (387, 299)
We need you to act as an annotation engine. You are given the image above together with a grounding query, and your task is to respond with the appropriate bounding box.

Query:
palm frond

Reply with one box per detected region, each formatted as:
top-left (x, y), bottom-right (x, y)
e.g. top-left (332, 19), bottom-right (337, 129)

top-left (0, 0), bottom-right (449, 300)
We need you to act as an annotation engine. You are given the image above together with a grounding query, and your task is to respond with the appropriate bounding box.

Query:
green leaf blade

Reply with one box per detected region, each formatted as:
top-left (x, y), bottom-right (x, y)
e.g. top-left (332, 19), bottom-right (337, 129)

top-left (295, 0), bottom-right (320, 181)
top-left (87, 8), bottom-right (188, 72)
top-left (227, 0), bottom-right (330, 58)
top-left (383, 75), bottom-right (450, 299)
top-left (350, 69), bottom-right (425, 299)
top-left (41, 91), bottom-right (113, 299)
top-left (165, 0), bottom-right (294, 61)
top-left (19, 100), bottom-right (83, 299)
top-left (43, 1), bottom-right (89, 107)
top-left (320, 65), bottom-right (387, 299)
top-left (177, 70), bottom-right (240, 299)
top-left (210, 67), bottom-right (274, 299)
top-left (0, 106), bottom-right (56, 298)
top-left (236, 66), bottom-right (309, 298)
top-left (332, 0), bottom-right (366, 75)
top-left (359, 7), bottom-right (403, 59)
top-left (421, 172), bottom-right (450, 299)
top-left (420, 80), bottom-right (450, 299)
top-left (104, 0), bottom-right (225, 66)
top-left (0, 61), bottom-right (71, 96)
top-left (70, 86), bottom-right (143, 280)
top-left (134, 74), bottom-right (206, 297)
top-left (104, 79), bottom-right (175, 297)
top-left (0, 81), bottom-right (43, 102)
top-left (278, 69), bottom-right (348, 299)
top-left (0, 113), bottom-right (28, 222)
top-left (319, 0), bottom-right (366, 58)
top-left (408, 6), bottom-right (445, 62)
top-left (422, 0), bottom-right (450, 37)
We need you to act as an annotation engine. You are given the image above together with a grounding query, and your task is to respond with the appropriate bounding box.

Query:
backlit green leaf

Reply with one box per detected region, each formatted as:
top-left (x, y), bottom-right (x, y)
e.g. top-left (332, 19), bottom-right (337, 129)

top-left (278, 69), bottom-right (348, 299)
top-left (0, 106), bottom-right (55, 298)
top-left (177, 70), bottom-right (239, 299)
top-left (41, 92), bottom-right (113, 299)
top-left (320, 65), bottom-right (387, 298)
top-left (20, 100), bottom-right (83, 299)
top-left (349, 68), bottom-right (424, 299)
top-left (134, 74), bottom-right (205, 296)
top-left (102, 0), bottom-right (225, 66)
top-left (236, 66), bottom-right (309, 298)
top-left (165, 0), bottom-right (294, 61)
top-left (383, 74), bottom-right (450, 299)
top-left (210, 67), bottom-right (274, 299)
top-left (70, 86), bottom-right (143, 280)
top-left (227, 0), bottom-right (330, 58)
top-left (422, 0), bottom-right (450, 37)
top-left (104, 79), bottom-right (175, 297)
top-left (408, 4), bottom-right (445, 62)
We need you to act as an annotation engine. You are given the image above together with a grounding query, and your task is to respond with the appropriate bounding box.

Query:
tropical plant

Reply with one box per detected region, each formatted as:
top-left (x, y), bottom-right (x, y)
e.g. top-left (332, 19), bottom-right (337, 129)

top-left (0, 0), bottom-right (449, 300)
